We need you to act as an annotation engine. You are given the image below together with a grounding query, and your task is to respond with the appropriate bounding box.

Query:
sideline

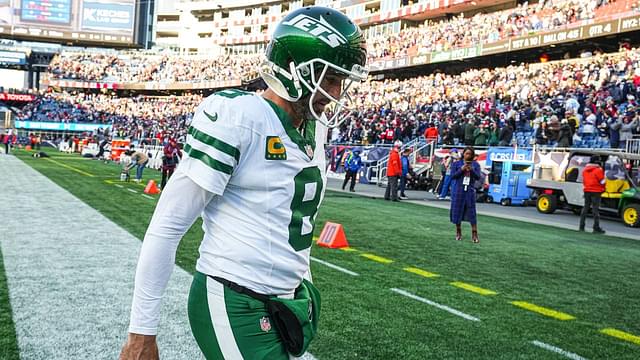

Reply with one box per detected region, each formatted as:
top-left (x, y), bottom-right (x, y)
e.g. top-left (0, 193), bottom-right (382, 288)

top-left (326, 179), bottom-right (639, 241)
top-left (0, 155), bottom-right (200, 359)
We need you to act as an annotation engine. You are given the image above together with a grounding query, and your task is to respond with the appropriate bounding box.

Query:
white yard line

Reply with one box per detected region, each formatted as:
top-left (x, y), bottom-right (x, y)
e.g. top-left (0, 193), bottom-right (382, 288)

top-left (390, 288), bottom-right (480, 322)
top-left (141, 194), bottom-right (154, 200)
top-left (310, 256), bottom-right (359, 276)
top-left (127, 188), bottom-right (138, 193)
top-left (114, 184), bottom-right (124, 188)
top-left (531, 340), bottom-right (587, 360)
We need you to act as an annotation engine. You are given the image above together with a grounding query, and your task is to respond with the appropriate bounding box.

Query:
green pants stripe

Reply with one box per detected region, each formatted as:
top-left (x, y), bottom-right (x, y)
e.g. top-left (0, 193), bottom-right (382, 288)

top-left (188, 272), bottom-right (289, 360)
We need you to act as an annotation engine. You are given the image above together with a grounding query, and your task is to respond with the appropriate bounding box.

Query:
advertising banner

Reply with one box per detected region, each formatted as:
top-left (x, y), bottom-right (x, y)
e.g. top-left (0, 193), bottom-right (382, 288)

top-left (485, 147), bottom-right (533, 167)
top-left (480, 39), bottom-right (510, 55)
top-left (583, 20), bottom-right (618, 39)
top-left (0, 92), bottom-right (34, 101)
top-left (81, 0), bottom-right (135, 31)
top-left (430, 46), bottom-right (480, 63)
top-left (15, 120), bottom-right (112, 132)
top-left (619, 15), bottom-right (640, 32)
top-left (539, 27), bottom-right (582, 47)
top-left (409, 53), bottom-right (430, 66)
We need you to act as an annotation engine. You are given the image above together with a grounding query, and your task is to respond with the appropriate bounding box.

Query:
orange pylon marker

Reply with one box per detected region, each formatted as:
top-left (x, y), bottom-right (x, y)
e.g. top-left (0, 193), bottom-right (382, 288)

top-left (317, 222), bottom-right (349, 248)
top-left (144, 180), bottom-right (161, 195)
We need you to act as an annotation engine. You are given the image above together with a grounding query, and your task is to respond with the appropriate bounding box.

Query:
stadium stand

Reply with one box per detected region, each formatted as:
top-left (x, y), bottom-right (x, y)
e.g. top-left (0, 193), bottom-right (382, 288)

top-left (19, 46), bottom-right (640, 148)
top-left (367, 0), bottom-right (619, 62)
top-left (15, 92), bottom-right (201, 144)
top-left (46, 0), bottom-right (631, 85)
top-left (3, 0), bottom-right (633, 149)
top-left (47, 51), bottom-right (261, 83)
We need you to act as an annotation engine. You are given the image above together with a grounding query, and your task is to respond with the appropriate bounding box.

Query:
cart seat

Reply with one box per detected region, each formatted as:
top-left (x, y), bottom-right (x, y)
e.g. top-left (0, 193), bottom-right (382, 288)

top-left (602, 179), bottom-right (630, 199)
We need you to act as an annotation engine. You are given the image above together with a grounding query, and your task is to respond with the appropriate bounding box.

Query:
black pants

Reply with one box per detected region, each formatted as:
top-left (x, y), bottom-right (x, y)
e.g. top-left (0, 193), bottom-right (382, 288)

top-left (385, 176), bottom-right (399, 201)
top-left (580, 192), bottom-right (602, 230)
top-left (342, 170), bottom-right (357, 191)
top-left (161, 167), bottom-right (175, 189)
top-left (4, 143), bottom-right (9, 154)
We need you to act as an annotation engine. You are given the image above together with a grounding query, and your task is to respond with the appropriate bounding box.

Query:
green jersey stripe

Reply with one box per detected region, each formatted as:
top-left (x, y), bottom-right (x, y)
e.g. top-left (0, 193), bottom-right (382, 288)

top-left (184, 143), bottom-right (234, 175)
top-left (188, 127), bottom-right (240, 162)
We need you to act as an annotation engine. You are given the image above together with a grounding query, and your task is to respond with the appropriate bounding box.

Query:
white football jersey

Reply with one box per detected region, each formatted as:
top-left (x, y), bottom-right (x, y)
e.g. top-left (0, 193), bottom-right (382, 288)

top-left (179, 89), bottom-right (327, 295)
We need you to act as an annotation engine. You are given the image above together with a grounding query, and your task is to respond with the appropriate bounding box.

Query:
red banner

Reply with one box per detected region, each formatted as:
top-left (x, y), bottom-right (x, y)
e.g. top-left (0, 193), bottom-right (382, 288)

top-left (0, 93), bottom-right (35, 102)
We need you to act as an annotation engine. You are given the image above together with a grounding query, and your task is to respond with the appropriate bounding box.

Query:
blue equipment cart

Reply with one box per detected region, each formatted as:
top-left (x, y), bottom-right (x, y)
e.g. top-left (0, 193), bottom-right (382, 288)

top-left (488, 160), bottom-right (533, 206)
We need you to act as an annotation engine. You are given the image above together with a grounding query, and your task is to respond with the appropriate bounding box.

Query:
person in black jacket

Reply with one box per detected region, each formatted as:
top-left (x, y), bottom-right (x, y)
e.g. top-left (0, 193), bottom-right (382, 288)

top-left (535, 121), bottom-right (549, 145)
top-left (498, 123), bottom-right (513, 146)
top-left (557, 119), bottom-right (573, 147)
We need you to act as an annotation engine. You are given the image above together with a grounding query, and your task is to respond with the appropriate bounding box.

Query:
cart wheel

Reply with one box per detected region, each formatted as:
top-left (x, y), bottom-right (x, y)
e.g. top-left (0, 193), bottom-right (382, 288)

top-left (500, 198), bottom-right (511, 206)
top-left (486, 195), bottom-right (493, 203)
top-left (622, 204), bottom-right (640, 227)
top-left (537, 194), bottom-right (557, 214)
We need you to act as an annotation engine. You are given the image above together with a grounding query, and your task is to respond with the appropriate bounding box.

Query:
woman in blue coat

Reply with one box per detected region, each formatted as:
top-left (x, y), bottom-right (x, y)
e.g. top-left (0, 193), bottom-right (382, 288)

top-left (450, 146), bottom-right (482, 243)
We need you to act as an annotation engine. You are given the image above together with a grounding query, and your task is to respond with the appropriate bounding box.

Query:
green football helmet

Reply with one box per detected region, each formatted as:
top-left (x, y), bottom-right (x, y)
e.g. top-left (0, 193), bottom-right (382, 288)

top-left (259, 6), bottom-right (368, 127)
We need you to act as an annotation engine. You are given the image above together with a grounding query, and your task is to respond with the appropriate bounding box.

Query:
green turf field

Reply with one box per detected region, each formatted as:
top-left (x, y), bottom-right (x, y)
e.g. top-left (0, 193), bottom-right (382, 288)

top-left (0, 246), bottom-right (19, 360)
top-left (4, 148), bottom-right (640, 359)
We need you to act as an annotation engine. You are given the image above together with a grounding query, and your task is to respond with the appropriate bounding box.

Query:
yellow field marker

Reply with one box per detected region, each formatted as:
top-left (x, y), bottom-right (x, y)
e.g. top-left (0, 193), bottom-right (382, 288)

top-left (601, 328), bottom-right (640, 345)
top-left (339, 247), bottom-right (358, 252)
top-left (45, 158), bottom-right (95, 177)
top-left (450, 282), bottom-right (497, 295)
top-left (104, 180), bottom-right (114, 184)
top-left (510, 301), bottom-right (575, 320)
top-left (404, 267), bottom-right (440, 278)
top-left (360, 253), bottom-right (393, 264)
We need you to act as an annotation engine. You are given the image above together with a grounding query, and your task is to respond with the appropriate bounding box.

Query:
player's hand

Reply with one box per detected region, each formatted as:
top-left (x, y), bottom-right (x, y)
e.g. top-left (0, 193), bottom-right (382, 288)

top-left (119, 333), bottom-right (159, 360)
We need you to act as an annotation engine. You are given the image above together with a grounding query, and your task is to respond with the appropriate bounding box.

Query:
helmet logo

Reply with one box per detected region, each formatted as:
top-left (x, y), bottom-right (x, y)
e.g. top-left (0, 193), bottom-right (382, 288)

top-left (282, 14), bottom-right (347, 48)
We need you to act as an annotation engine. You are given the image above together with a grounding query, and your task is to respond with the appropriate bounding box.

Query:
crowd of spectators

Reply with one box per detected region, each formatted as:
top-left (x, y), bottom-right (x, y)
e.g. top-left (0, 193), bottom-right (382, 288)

top-left (368, 0), bottom-right (613, 62)
top-left (16, 92), bottom-right (202, 143)
top-left (22, 46), bottom-right (640, 150)
top-left (47, 52), bottom-right (260, 83)
top-left (330, 47), bottom-right (640, 149)
top-left (45, 1), bottom-right (621, 84)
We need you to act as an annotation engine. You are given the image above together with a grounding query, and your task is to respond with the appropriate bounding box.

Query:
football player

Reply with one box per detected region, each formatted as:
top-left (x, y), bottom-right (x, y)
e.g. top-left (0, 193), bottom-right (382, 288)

top-left (119, 6), bottom-right (367, 360)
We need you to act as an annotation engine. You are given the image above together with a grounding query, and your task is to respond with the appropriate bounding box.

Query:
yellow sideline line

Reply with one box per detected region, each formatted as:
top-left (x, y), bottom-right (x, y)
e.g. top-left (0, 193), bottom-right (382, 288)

top-left (45, 158), bottom-right (95, 177)
top-left (510, 301), bottom-right (575, 320)
top-left (600, 328), bottom-right (640, 345)
top-left (450, 282), bottom-right (497, 295)
top-left (360, 253), bottom-right (393, 264)
top-left (404, 267), bottom-right (440, 278)
top-left (339, 247), bottom-right (358, 252)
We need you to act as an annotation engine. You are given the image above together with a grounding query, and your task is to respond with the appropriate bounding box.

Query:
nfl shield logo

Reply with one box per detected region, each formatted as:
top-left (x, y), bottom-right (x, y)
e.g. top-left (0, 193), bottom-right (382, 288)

top-left (260, 316), bottom-right (271, 332)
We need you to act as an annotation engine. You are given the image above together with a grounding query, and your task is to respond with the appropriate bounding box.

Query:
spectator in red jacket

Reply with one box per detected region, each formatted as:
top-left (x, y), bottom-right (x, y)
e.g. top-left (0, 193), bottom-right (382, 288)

top-left (424, 123), bottom-right (439, 143)
top-left (160, 138), bottom-right (182, 189)
top-left (579, 155), bottom-right (606, 234)
top-left (385, 141), bottom-right (403, 201)
top-left (2, 130), bottom-right (14, 155)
